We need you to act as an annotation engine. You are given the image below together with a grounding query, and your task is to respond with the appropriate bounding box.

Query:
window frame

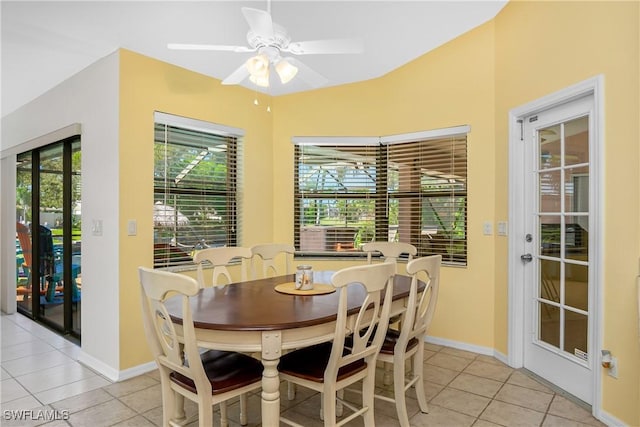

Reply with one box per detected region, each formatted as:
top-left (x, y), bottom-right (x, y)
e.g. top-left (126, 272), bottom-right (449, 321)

top-left (153, 112), bottom-right (244, 269)
top-left (293, 125), bottom-right (469, 266)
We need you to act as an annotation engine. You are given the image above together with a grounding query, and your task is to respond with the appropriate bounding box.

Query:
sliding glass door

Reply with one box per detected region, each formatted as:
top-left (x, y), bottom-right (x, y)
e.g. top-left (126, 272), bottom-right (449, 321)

top-left (15, 137), bottom-right (82, 338)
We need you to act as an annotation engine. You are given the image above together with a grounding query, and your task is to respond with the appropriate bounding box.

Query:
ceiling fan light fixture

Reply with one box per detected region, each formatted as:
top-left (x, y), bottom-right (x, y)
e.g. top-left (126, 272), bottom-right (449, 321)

top-left (245, 54), bottom-right (270, 77)
top-left (275, 59), bottom-right (298, 84)
top-left (249, 71), bottom-right (270, 87)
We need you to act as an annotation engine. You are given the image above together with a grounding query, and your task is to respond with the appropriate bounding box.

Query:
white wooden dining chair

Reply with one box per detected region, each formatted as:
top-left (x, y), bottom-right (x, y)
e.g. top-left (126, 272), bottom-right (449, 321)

top-left (362, 241), bottom-right (417, 272)
top-left (362, 241), bottom-right (418, 382)
top-left (138, 267), bottom-right (262, 427)
top-left (278, 262), bottom-right (395, 427)
top-left (193, 246), bottom-right (252, 288)
top-left (250, 243), bottom-right (295, 279)
top-left (375, 255), bottom-right (441, 427)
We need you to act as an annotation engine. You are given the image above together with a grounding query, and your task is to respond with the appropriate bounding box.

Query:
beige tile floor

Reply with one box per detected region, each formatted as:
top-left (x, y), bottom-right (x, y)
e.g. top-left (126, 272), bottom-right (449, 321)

top-left (1, 312), bottom-right (606, 427)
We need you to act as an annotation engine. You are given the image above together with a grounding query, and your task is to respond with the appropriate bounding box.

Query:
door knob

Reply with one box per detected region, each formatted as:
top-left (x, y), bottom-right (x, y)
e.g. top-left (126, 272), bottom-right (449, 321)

top-left (521, 253), bottom-right (533, 262)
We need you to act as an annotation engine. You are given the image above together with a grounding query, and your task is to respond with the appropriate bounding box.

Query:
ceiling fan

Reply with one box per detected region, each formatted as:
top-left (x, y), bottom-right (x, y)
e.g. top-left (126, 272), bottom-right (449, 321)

top-left (168, 4), bottom-right (363, 89)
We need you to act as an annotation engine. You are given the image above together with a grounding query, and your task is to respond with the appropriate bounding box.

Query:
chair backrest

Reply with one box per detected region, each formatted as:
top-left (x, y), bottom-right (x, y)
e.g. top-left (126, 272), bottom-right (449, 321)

top-left (250, 243), bottom-right (295, 279)
top-left (362, 242), bottom-right (417, 271)
top-left (193, 246), bottom-right (252, 288)
top-left (327, 262), bottom-right (395, 381)
top-left (138, 267), bottom-right (211, 395)
top-left (16, 223), bottom-right (55, 276)
top-left (16, 223), bottom-right (32, 269)
top-left (401, 255), bottom-right (441, 346)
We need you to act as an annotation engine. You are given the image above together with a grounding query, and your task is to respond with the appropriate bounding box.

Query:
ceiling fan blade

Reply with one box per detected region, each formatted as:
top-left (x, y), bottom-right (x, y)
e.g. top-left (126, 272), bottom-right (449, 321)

top-left (241, 7), bottom-right (274, 40)
top-left (284, 57), bottom-right (328, 88)
top-left (168, 43), bottom-right (254, 53)
top-left (283, 38), bottom-right (363, 55)
top-left (221, 63), bottom-right (250, 85)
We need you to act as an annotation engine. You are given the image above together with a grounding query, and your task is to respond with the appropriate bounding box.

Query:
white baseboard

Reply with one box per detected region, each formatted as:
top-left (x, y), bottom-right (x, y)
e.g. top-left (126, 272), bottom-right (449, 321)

top-left (77, 351), bottom-right (120, 382)
top-left (117, 361), bottom-right (158, 381)
top-left (424, 335), bottom-right (509, 365)
top-left (78, 351), bottom-right (156, 382)
top-left (597, 409), bottom-right (627, 427)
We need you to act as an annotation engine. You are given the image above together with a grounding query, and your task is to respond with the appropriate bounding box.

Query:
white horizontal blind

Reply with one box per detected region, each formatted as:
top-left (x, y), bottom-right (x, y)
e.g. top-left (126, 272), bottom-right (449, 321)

top-left (295, 143), bottom-right (382, 253)
top-left (387, 135), bottom-right (467, 264)
top-left (153, 120), bottom-right (240, 268)
top-left (294, 127), bottom-right (468, 265)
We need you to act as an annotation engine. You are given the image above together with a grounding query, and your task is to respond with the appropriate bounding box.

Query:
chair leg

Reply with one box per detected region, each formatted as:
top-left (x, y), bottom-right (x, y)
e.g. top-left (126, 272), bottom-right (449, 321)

top-left (198, 399), bottom-right (213, 427)
top-left (287, 381), bottom-right (296, 400)
top-left (239, 393), bottom-right (248, 426)
top-left (219, 401), bottom-right (228, 427)
top-left (393, 358), bottom-right (410, 427)
top-left (322, 390), bottom-right (336, 427)
top-left (362, 369), bottom-right (376, 427)
top-left (336, 389), bottom-right (344, 417)
top-left (413, 351), bottom-right (429, 414)
top-left (383, 361), bottom-right (393, 385)
top-left (173, 392), bottom-right (186, 424)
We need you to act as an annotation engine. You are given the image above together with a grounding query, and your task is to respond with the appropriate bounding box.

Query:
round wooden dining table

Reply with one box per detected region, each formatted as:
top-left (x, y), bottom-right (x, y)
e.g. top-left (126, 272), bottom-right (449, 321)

top-left (165, 271), bottom-right (416, 426)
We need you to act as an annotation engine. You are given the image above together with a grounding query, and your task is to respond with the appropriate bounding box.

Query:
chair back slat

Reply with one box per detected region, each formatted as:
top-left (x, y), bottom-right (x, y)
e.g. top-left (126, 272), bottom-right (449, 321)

top-left (250, 243), bottom-right (295, 279)
top-left (326, 262), bottom-right (395, 380)
top-left (193, 247), bottom-right (252, 287)
top-left (362, 242), bottom-right (417, 272)
top-left (403, 255), bottom-right (441, 345)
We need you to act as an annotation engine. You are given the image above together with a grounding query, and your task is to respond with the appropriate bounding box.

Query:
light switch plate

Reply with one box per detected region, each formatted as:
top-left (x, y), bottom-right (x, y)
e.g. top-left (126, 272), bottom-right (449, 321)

top-left (127, 219), bottom-right (137, 236)
top-left (92, 219), bottom-right (103, 236)
top-left (497, 221), bottom-right (508, 236)
top-left (483, 221), bottom-right (493, 236)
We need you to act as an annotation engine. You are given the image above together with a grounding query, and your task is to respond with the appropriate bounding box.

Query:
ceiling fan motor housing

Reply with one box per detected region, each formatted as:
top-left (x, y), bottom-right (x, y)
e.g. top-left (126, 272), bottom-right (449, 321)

top-left (247, 22), bottom-right (291, 54)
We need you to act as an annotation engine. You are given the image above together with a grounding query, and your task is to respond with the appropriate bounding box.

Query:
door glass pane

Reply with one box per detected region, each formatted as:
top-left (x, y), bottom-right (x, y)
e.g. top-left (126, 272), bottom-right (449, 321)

top-left (16, 152), bottom-right (33, 314)
top-left (539, 170), bottom-right (561, 212)
top-left (565, 166), bottom-right (589, 213)
top-left (564, 310), bottom-right (588, 356)
top-left (564, 116), bottom-right (589, 166)
top-left (71, 140), bottom-right (82, 336)
top-left (40, 144), bottom-right (64, 329)
top-left (565, 215), bottom-right (588, 261)
top-left (540, 260), bottom-right (560, 303)
top-left (539, 124), bottom-right (561, 169)
top-left (540, 216), bottom-right (561, 257)
top-left (565, 264), bottom-right (588, 311)
top-left (539, 302), bottom-right (560, 347)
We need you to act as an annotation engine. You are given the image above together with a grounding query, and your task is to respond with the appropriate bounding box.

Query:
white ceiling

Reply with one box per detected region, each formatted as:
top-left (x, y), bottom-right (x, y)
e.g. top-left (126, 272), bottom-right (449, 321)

top-left (1, 0), bottom-right (507, 117)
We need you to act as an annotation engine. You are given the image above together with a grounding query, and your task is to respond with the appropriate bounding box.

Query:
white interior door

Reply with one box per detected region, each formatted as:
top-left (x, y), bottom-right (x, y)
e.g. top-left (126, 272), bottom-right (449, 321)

top-left (521, 94), bottom-right (595, 404)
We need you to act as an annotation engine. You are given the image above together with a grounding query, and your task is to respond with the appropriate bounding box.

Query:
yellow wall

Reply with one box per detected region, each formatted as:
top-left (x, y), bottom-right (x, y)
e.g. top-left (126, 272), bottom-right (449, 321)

top-left (118, 49), bottom-right (273, 367)
top-left (272, 22), bottom-right (498, 349)
top-left (494, 2), bottom-right (639, 424)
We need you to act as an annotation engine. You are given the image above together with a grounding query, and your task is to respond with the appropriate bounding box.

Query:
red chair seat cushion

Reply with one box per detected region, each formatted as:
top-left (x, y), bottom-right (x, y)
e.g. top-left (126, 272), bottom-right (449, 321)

top-left (170, 350), bottom-right (262, 395)
top-left (278, 342), bottom-right (366, 383)
top-left (379, 328), bottom-right (419, 355)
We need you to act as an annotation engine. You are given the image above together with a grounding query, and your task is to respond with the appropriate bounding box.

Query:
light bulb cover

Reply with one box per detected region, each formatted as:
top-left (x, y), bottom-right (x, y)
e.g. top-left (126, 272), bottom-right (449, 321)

top-left (249, 72), bottom-right (270, 87)
top-left (275, 59), bottom-right (298, 84)
top-left (246, 54), bottom-right (269, 77)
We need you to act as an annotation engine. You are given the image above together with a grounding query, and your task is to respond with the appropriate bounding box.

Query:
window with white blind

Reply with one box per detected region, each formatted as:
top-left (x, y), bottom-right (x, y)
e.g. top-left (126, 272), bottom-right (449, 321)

top-left (153, 113), bottom-right (243, 268)
top-left (293, 126), bottom-right (468, 265)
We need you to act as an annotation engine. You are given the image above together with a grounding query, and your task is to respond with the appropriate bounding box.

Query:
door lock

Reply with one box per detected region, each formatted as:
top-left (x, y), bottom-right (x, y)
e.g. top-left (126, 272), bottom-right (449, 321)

top-left (521, 253), bottom-right (533, 263)
top-left (525, 234), bottom-right (533, 242)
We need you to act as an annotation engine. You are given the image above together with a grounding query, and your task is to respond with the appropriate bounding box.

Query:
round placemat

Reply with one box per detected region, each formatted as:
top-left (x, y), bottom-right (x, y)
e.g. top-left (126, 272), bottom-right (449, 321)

top-left (274, 282), bottom-right (335, 296)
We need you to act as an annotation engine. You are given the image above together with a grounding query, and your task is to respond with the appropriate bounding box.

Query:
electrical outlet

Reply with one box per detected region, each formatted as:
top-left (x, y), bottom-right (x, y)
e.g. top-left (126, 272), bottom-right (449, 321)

top-left (608, 357), bottom-right (618, 378)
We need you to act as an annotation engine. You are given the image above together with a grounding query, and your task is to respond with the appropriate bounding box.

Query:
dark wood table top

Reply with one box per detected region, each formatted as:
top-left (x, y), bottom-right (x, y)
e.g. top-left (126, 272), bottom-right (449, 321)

top-left (166, 271), bottom-right (414, 332)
